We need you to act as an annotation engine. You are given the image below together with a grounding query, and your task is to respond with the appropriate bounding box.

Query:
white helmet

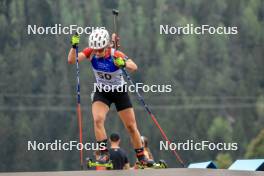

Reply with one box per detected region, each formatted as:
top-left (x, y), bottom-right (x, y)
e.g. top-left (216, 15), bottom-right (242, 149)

top-left (88, 29), bottom-right (110, 49)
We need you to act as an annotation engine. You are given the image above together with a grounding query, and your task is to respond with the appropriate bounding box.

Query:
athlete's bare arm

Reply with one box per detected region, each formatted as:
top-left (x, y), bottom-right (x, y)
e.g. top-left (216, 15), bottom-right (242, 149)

top-left (125, 59), bottom-right (137, 72)
top-left (67, 48), bottom-right (87, 64)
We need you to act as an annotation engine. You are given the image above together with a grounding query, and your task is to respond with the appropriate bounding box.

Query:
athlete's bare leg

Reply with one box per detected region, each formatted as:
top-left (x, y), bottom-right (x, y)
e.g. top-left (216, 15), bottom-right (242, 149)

top-left (118, 108), bottom-right (142, 148)
top-left (92, 101), bottom-right (109, 141)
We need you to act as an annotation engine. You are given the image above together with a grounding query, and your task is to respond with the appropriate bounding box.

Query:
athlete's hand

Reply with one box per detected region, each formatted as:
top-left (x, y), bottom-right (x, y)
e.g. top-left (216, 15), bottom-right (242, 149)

top-left (71, 33), bottom-right (80, 48)
top-left (114, 57), bottom-right (126, 68)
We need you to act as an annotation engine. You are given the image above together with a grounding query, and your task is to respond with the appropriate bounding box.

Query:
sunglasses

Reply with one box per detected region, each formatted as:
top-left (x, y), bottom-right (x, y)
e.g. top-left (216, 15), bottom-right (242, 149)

top-left (94, 48), bottom-right (105, 53)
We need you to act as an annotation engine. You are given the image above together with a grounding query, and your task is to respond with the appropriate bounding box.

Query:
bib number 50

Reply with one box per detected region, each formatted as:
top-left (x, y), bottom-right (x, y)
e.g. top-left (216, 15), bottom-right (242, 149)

top-left (97, 72), bottom-right (112, 80)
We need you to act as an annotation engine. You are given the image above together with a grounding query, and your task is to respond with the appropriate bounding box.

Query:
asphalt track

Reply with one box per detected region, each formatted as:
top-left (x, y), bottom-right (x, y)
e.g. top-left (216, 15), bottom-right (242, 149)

top-left (1, 169), bottom-right (263, 176)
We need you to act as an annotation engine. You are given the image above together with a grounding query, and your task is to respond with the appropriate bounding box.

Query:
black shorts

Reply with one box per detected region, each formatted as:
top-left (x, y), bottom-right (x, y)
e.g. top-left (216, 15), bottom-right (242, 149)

top-left (91, 86), bottom-right (133, 112)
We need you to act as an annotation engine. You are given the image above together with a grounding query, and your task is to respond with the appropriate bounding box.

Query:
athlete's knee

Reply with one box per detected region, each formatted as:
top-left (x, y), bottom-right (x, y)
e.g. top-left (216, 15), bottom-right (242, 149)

top-left (126, 123), bottom-right (138, 134)
top-left (93, 114), bottom-right (105, 127)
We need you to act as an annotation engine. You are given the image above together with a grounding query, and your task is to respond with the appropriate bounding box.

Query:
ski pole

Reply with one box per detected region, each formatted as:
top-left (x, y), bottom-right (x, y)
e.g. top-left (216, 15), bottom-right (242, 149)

top-left (74, 41), bottom-right (84, 169)
top-left (112, 9), bottom-right (185, 167)
top-left (122, 69), bottom-right (185, 167)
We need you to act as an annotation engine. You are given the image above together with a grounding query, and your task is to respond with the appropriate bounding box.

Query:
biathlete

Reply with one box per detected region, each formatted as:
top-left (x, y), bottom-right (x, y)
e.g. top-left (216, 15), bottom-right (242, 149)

top-left (68, 29), bottom-right (151, 166)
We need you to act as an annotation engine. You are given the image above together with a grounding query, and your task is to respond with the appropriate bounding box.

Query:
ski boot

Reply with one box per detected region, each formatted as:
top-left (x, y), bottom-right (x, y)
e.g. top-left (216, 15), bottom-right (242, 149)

top-left (86, 152), bottom-right (113, 170)
top-left (135, 159), bottom-right (168, 169)
top-left (135, 158), bottom-right (155, 169)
